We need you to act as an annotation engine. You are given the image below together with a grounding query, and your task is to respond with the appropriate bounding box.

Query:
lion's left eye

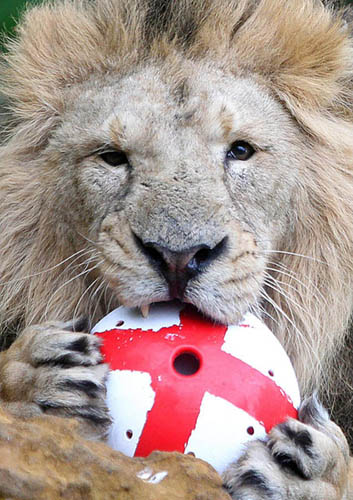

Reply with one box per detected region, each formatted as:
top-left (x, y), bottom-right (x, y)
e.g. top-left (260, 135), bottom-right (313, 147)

top-left (226, 141), bottom-right (255, 161)
top-left (99, 151), bottom-right (129, 167)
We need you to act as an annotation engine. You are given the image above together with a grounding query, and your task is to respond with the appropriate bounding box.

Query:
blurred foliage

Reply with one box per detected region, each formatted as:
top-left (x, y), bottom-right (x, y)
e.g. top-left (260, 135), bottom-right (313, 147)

top-left (0, 0), bottom-right (38, 51)
top-left (1, 1), bottom-right (32, 41)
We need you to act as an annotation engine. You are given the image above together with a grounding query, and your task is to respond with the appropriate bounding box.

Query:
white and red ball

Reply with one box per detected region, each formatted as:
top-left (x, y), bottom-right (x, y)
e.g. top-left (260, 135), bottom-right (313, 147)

top-left (92, 302), bottom-right (300, 474)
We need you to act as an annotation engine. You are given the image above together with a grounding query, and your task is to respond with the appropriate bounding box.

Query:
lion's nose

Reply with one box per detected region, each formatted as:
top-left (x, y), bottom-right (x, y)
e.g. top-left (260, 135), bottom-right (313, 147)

top-left (135, 236), bottom-right (227, 299)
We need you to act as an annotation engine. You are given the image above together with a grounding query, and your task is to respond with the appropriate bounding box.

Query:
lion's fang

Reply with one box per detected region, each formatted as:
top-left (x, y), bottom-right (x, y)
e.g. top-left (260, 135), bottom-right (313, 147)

top-left (141, 305), bottom-right (150, 318)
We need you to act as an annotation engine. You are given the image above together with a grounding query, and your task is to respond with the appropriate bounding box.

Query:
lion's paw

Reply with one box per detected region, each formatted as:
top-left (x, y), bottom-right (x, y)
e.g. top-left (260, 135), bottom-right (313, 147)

top-left (223, 396), bottom-right (350, 500)
top-left (0, 319), bottom-right (111, 440)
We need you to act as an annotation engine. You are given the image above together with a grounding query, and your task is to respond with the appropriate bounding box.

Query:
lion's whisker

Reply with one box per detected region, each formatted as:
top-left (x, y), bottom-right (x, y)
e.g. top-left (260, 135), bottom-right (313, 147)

top-left (0, 247), bottom-right (95, 287)
top-left (76, 230), bottom-right (100, 248)
top-left (263, 249), bottom-right (327, 265)
top-left (65, 253), bottom-right (101, 274)
top-left (265, 270), bottom-right (324, 308)
top-left (265, 265), bottom-right (327, 305)
top-left (44, 260), bottom-right (104, 320)
top-left (252, 293), bottom-right (280, 328)
top-left (73, 276), bottom-right (101, 323)
top-left (87, 278), bottom-right (107, 322)
top-left (260, 288), bottom-right (322, 373)
top-left (263, 273), bottom-right (319, 329)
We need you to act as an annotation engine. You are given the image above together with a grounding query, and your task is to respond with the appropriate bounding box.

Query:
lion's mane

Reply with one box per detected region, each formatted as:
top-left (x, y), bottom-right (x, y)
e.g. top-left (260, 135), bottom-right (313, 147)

top-left (1, 0), bottom-right (353, 436)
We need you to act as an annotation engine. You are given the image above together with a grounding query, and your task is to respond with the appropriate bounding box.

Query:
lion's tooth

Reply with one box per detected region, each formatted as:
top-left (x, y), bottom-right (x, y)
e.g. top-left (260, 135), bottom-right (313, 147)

top-left (141, 305), bottom-right (150, 318)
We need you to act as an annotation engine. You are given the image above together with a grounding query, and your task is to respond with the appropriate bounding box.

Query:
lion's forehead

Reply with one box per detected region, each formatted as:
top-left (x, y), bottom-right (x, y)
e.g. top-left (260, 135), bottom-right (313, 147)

top-left (63, 63), bottom-right (296, 156)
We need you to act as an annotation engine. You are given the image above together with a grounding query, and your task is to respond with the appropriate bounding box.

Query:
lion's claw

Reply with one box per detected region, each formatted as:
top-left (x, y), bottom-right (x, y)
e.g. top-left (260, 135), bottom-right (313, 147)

top-left (0, 320), bottom-right (111, 439)
top-left (223, 397), bottom-right (350, 500)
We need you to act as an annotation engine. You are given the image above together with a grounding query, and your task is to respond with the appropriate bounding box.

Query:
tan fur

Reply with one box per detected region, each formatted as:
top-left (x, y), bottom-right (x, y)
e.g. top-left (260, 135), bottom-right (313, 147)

top-left (2, 0), bottom-right (353, 389)
top-left (1, 1), bottom-right (353, 497)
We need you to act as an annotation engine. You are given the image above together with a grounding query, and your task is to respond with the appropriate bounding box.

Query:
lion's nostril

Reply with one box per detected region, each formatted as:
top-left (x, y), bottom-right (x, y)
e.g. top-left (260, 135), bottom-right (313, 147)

top-left (191, 237), bottom-right (227, 272)
top-left (192, 248), bottom-right (211, 267)
top-left (134, 233), bottom-right (227, 299)
top-left (187, 248), bottom-right (213, 275)
top-left (142, 243), bottom-right (167, 268)
top-left (133, 234), bottom-right (168, 271)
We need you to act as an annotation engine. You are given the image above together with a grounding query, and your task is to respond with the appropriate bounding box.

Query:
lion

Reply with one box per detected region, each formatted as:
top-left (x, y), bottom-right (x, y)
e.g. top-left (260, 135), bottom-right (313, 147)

top-left (1, 0), bottom-right (353, 497)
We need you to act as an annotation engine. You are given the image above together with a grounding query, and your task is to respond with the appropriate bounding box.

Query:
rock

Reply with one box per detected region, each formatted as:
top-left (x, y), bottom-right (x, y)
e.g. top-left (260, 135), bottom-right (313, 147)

top-left (0, 408), bottom-right (231, 500)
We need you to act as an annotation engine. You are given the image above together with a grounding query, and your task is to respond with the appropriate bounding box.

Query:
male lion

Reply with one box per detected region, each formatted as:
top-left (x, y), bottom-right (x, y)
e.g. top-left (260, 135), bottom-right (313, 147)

top-left (1, 0), bottom-right (353, 498)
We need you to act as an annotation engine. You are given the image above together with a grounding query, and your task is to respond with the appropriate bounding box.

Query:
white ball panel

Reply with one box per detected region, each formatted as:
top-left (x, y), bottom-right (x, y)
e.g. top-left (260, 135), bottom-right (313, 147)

top-left (106, 370), bottom-right (156, 456)
top-left (91, 302), bottom-right (182, 333)
top-left (222, 313), bottom-right (300, 408)
top-left (185, 392), bottom-right (266, 474)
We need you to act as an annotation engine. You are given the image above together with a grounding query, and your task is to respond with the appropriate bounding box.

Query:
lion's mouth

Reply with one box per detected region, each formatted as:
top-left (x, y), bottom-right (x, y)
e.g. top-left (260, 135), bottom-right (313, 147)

top-left (139, 300), bottom-right (183, 319)
top-left (138, 299), bottom-right (217, 324)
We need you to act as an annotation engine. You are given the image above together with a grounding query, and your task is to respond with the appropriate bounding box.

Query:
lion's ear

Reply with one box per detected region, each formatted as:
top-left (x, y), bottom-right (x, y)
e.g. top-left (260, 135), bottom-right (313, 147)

top-left (1, 1), bottom-right (143, 145)
top-left (238, 0), bottom-right (353, 116)
top-left (2, 4), bottom-right (95, 128)
top-left (258, 1), bottom-right (352, 115)
top-left (195, 0), bottom-right (353, 116)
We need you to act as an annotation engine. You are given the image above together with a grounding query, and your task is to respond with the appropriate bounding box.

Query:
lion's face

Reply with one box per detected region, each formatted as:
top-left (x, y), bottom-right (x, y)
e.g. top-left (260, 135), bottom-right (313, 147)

top-left (49, 62), bottom-right (303, 324)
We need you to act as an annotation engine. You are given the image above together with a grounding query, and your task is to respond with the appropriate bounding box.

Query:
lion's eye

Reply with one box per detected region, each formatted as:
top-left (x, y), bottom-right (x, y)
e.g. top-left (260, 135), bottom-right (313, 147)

top-left (226, 141), bottom-right (255, 161)
top-left (99, 151), bottom-right (129, 167)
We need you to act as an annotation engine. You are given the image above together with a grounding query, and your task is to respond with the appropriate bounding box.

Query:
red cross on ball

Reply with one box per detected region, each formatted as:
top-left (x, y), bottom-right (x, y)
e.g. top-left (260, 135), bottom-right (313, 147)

top-left (92, 302), bottom-right (300, 474)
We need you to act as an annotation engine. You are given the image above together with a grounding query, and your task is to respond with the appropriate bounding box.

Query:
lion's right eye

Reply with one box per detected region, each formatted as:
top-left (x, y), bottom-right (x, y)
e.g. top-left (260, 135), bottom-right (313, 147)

top-left (226, 141), bottom-right (255, 161)
top-left (99, 151), bottom-right (129, 167)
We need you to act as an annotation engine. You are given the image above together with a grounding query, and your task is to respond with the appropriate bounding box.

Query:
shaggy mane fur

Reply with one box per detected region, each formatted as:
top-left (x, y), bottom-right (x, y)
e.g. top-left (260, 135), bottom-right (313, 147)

top-left (1, 0), bottom-right (353, 435)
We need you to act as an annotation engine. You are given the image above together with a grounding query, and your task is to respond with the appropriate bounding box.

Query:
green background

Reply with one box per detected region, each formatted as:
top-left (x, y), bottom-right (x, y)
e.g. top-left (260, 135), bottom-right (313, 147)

top-left (1, 0), bottom-right (353, 51)
top-left (0, 0), bottom-right (38, 50)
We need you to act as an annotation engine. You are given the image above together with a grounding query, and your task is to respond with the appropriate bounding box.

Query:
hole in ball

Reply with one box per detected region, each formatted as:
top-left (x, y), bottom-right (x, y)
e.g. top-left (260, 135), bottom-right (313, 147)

top-left (187, 451), bottom-right (196, 457)
top-left (247, 426), bottom-right (255, 436)
top-left (126, 429), bottom-right (133, 439)
top-left (116, 320), bottom-right (125, 327)
top-left (268, 369), bottom-right (274, 377)
top-left (173, 351), bottom-right (200, 376)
